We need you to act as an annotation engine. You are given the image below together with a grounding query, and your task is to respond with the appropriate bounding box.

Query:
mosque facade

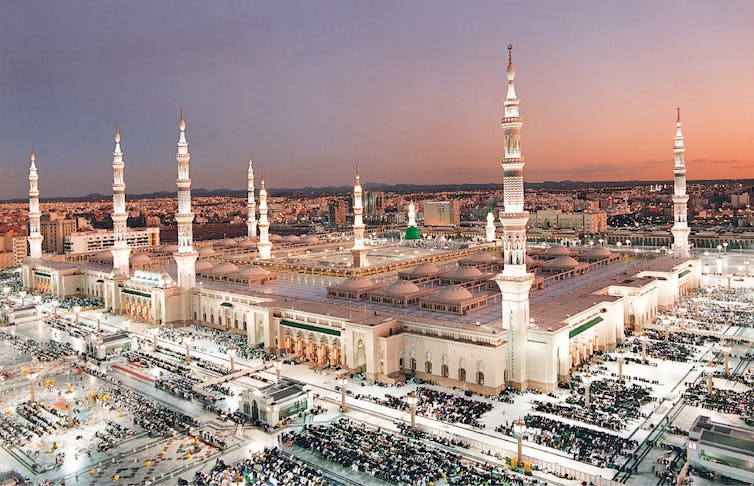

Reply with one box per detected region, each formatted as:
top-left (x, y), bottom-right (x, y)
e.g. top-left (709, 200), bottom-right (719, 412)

top-left (20, 47), bottom-right (700, 395)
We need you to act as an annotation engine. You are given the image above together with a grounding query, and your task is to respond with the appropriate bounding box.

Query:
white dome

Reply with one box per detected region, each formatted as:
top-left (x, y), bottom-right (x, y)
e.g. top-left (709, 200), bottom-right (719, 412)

top-left (211, 262), bottom-right (239, 275)
top-left (385, 280), bottom-right (421, 296)
top-left (339, 276), bottom-right (375, 291)
top-left (407, 263), bottom-right (440, 277)
top-left (434, 285), bottom-right (473, 301)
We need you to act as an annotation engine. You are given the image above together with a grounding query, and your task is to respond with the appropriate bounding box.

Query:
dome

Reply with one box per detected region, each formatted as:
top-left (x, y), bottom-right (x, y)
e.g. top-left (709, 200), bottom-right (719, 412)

top-left (434, 285), bottom-right (473, 301)
top-left (407, 263), bottom-right (440, 277)
top-left (162, 244), bottom-right (179, 253)
top-left (211, 262), bottom-right (239, 275)
top-left (92, 250), bottom-right (112, 262)
top-left (195, 260), bottom-right (213, 272)
top-left (585, 246), bottom-right (612, 258)
top-left (223, 240), bottom-right (239, 247)
top-left (269, 234), bottom-right (283, 242)
top-left (544, 246), bottom-right (572, 257)
top-left (465, 253), bottom-right (495, 263)
top-left (447, 266), bottom-right (483, 279)
top-left (526, 255), bottom-right (537, 266)
top-left (543, 255), bottom-right (580, 269)
top-left (404, 226), bottom-right (422, 240)
top-left (339, 276), bottom-right (375, 291)
top-left (198, 247), bottom-right (216, 256)
top-left (384, 280), bottom-right (421, 296)
top-left (237, 265), bottom-right (269, 278)
top-left (284, 235), bottom-right (300, 243)
top-left (131, 253), bottom-right (151, 263)
top-left (238, 239), bottom-right (256, 248)
top-left (304, 235), bottom-right (320, 244)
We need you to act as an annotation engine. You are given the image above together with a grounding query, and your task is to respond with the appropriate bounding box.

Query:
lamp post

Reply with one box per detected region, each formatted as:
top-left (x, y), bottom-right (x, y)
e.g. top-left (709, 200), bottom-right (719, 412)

top-left (726, 272), bottom-right (732, 291)
top-left (405, 392), bottom-right (418, 430)
top-left (616, 349), bottom-right (625, 382)
top-left (63, 386), bottom-right (75, 428)
top-left (678, 305), bottom-right (687, 330)
top-left (183, 335), bottom-right (192, 365)
top-left (721, 342), bottom-right (732, 376)
top-left (512, 418), bottom-right (526, 465)
top-left (50, 299), bottom-right (59, 317)
top-left (663, 318), bottom-right (672, 341)
top-left (639, 332), bottom-right (649, 364)
top-left (705, 361), bottom-right (716, 396)
top-left (27, 371), bottom-right (38, 403)
top-left (94, 312), bottom-right (102, 333)
top-left (72, 305), bottom-right (82, 326)
top-left (273, 359), bottom-right (283, 384)
top-left (149, 327), bottom-right (159, 352)
top-left (227, 346), bottom-right (237, 373)
top-left (582, 372), bottom-right (593, 408)
top-left (716, 244), bottom-right (722, 256)
top-left (745, 260), bottom-right (750, 276)
top-left (338, 377), bottom-right (348, 412)
top-left (723, 242), bottom-right (728, 253)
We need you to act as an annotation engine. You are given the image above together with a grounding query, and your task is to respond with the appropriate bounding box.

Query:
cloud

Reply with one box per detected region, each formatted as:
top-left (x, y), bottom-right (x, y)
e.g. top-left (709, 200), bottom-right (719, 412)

top-left (689, 158), bottom-right (738, 165)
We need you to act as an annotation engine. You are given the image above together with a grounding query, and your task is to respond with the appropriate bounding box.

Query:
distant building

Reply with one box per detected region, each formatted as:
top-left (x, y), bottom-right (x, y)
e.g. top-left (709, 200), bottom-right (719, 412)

top-left (40, 217), bottom-right (79, 254)
top-left (63, 227), bottom-right (160, 254)
top-left (424, 201), bottom-right (460, 227)
top-left (731, 193), bottom-right (750, 208)
top-left (328, 199), bottom-right (348, 229)
top-left (532, 209), bottom-right (607, 234)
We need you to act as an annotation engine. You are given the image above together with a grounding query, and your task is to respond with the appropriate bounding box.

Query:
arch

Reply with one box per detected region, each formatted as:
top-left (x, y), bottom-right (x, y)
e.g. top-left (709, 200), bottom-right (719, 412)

top-left (399, 357), bottom-right (405, 369)
top-left (441, 364), bottom-right (449, 377)
top-left (425, 361), bottom-right (432, 374)
top-left (410, 357), bottom-right (417, 371)
top-left (476, 371), bottom-right (485, 385)
top-left (458, 368), bottom-right (466, 382)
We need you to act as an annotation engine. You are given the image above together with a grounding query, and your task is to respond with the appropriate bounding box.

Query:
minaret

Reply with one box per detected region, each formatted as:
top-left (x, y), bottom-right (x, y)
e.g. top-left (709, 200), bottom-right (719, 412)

top-left (110, 122), bottom-right (131, 276)
top-left (247, 159), bottom-right (257, 238)
top-left (173, 108), bottom-right (198, 289)
top-left (257, 178), bottom-right (272, 259)
top-left (27, 148), bottom-right (43, 259)
top-left (351, 168), bottom-right (368, 267)
top-left (495, 45), bottom-right (534, 391)
top-left (671, 108), bottom-right (691, 258)
top-left (407, 201), bottom-right (417, 227)
top-left (485, 202), bottom-right (496, 242)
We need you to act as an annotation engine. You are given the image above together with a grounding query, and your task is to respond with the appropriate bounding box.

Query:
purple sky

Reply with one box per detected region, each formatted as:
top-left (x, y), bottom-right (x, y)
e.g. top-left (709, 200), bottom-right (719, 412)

top-left (1, 0), bottom-right (753, 198)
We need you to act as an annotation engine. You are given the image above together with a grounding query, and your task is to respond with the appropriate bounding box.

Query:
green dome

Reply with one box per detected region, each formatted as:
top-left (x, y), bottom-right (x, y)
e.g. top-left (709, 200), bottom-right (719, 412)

top-left (404, 226), bottom-right (422, 240)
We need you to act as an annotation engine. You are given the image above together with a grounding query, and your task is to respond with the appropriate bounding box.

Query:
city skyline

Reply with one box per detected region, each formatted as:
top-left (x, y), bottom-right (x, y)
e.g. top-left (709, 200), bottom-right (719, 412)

top-left (2, 0), bottom-right (754, 198)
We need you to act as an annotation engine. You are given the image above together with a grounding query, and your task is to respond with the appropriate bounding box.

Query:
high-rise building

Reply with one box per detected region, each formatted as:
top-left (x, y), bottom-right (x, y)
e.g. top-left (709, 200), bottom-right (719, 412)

top-left (40, 217), bottom-right (79, 254)
top-left (424, 201), bottom-right (460, 227)
top-left (64, 228), bottom-right (160, 254)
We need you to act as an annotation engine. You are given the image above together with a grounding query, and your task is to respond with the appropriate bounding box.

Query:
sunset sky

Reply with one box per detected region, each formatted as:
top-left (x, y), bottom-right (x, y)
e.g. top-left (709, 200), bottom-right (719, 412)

top-left (1, 0), bottom-right (753, 198)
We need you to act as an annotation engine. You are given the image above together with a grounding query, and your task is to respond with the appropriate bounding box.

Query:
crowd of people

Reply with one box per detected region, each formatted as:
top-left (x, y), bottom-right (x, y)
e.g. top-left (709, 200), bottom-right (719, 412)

top-left (360, 386), bottom-right (492, 428)
top-left (683, 381), bottom-right (753, 416)
top-left (2, 334), bottom-right (74, 362)
top-left (193, 448), bottom-right (328, 486)
top-left (563, 378), bottom-right (654, 424)
top-left (496, 415), bottom-right (638, 469)
top-left (102, 385), bottom-right (198, 437)
top-left (627, 336), bottom-right (696, 363)
top-left (283, 418), bottom-right (543, 485)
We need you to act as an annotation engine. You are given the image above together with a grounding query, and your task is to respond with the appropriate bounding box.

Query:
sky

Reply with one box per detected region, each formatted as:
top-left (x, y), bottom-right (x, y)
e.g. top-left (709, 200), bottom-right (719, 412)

top-left (1, 0), bottom-right (753, 199)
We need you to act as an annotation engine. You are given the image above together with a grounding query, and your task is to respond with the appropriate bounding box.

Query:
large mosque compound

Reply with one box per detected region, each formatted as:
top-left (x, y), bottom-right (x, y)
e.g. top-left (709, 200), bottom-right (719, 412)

top-left (1, 46), bottom-right (752, 486)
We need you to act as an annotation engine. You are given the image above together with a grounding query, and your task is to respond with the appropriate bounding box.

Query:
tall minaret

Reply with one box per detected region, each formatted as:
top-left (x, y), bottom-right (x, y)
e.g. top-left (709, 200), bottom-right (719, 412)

top-left (247, 159), bottom-right (257, 238)
top-left (110, 122), bottom-right (131, 276)
top-left (173, 108), bottom-right (198, 290)
top-left (495, 45), bottom-right (534, 391)
top-left (351, 168), bottom-right (368, 267)
top-left (485, 202), bottom-right (496, 243)
top-left (27, 148), bottom-right (43, 260)
top-left (257, 178), bottom-right (272, 259)
top-left (671, 108), bottom-right (690, 258)
top-left (407, 201), bottom-right (417, 227)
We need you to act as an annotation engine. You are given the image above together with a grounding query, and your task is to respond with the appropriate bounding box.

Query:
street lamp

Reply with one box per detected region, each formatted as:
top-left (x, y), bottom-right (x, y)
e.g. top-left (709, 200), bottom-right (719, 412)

top-left (273, 359), bottom-right (283, 384)
top-left (50, 299), bottom-right (59, 317)
top-left (663, 318), bottom-right (672, 341)
top-left (27, 371), bottom-right (38, 403)
top-left (149, 327), bottom-right (159, 352)
top-left (582, 372), bottom-right (593, 408)
top-left (616, 349), bottom-right (625, 382)
top-left (705, 361), bottom-right (716, 396)
top-left (723, 242), bottom-right (728, 253)
top-left (639, 332), bottom-right (649, 364)
top-left (678, 305), bottom-right (687, 329)
top-left (338, 377), bottom-right (348, 412)
top-left (183, 335), bottom-right (192, 365)
top-left (72, 305), bottom-right (82, 326)
top-left (227, 346), bottom-right (237, 373)
top-left (405, 392), bottom-right (419, 430)
top-left (721, 342), bottom-right (732, 376)
top-left (725, 272), bottom-right (732, 291)
top-left (716, 244), bottom-right (722, 256)
top-left (123, 319), bottom-right (131, 331)
top-left (512, 418), bottom-right (526, 465)
top-left (63, 386), bottom-right (76, 428)
top-left (745, 260), bottom-right (750, 276)
top-left (94, 312), bottom-right (102, 333)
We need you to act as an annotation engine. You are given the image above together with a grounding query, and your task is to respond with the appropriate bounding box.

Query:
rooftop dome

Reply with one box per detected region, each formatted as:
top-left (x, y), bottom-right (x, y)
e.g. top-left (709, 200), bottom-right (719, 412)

top-left (585, 246), bottom-right (612, 258)
top-left (407, 263), bottom-right (440, 276)
top-left (338, 276), bottom-right (376, 291)
top-left (447, 266), bottom-right (483, 279)
top-left (195, 260), bottom-right (214, 273)
top-left (285, 235), bottom-right (300, 243)
top-left (131, 253), bottom-right (151, 263)
top-left (162, 244), bottom-right (179, 253)
top-left (384, 280), bottom-right (421, 296)
top-left (404, 226), bottom-right (422, 240)
top-left (198, 247), bottom-right (216, 256)
top-left (465, 252), bottom-right (495, 263)
top-left (543, 255), bottom-right (580, 269)
top-left (237, 265), bottom-right (269, 278)
top-left (238, 239), bottom-right (256, 248)
top-left (269, 234), bottom-right (283, 242)
top-left (223, 240), bottom-right (239, 247)
top-left (304, 235), bottom-right (320, 244)
top-left (211, 262), bottom-right (239, 275)
top-left (92, 250), bottom-right (112, 262)
top-left (544, 245), bottom-right (572, 257)
top-left (434, 285), bottom-right (473, 302)
top-left (525, 255), bottom-right (537, 266)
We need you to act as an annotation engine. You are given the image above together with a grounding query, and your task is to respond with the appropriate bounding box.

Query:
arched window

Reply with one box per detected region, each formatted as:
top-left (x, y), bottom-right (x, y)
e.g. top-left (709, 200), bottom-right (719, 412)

top-left (458, 368), bottom-right (466, 382)
top-left (410, 358), bottom-right (417, 371)
top-left (476, 371), bottom-right (485, 385)
top-left (441, 364), bottom-right (449, 377)
top-left (425, 361), bottom-right (432, 374)
top-left (399, 357), bottom-right (405, 369)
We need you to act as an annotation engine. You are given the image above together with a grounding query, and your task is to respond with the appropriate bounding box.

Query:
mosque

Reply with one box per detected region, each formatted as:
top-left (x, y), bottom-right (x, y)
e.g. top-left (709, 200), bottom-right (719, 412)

top-left (20, 46), bottom-right (700, 394)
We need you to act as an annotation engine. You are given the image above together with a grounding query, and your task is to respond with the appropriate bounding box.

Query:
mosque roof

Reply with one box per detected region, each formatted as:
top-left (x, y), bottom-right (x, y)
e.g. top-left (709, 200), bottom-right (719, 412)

top-left (384, 280), bottom-right (422, 296)
top-left (337, 276), bottom-right (377, 291)
top-left (542, 255), bottom-right (581, 269)
top-left (237, 266), bottom-right (270, 278)
top-left (198, 247), bottom-right (216, 256)
top-left (404, 226), bottom-right (422, 240)
top-left (195, 260), bottom-right (214, 272)
top-left (544, 246), bottom-right (573, 257)
top-left (211, 262), bottom-right (240, 275)
top-left (432, 285), bottom-right (474, 302)
top-left (406, 263), bottom-right (440, 276)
